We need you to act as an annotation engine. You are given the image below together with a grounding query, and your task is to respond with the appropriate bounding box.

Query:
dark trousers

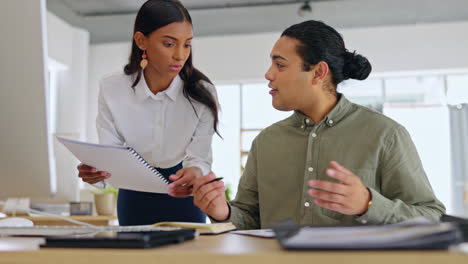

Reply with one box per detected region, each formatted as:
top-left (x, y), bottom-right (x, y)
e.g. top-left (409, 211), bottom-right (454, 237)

top-left (117, 163), bottom-right (206, 226)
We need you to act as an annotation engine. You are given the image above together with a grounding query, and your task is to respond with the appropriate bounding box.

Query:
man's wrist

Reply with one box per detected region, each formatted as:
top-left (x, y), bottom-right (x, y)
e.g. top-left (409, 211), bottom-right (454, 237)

top-left (210, 202), bottom-right (231, 222)
top-left (357, 187), bottom-right (372, 216)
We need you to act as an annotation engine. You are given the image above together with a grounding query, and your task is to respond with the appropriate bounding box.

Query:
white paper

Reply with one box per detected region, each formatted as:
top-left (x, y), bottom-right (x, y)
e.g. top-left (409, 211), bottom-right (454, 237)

top-left (230, 229), bottom-right (275, 238)
top-left (57, 137), bottom-right (169, 193)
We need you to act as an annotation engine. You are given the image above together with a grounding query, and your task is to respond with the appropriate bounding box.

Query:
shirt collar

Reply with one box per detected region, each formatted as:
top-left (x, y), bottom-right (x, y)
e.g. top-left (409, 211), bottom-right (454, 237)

top-left (134, 73), bottom-right (182, 103)
top-left (323, 93), bottom-right (353, 127)
top-left (289, 93), bottom-right (353, 128)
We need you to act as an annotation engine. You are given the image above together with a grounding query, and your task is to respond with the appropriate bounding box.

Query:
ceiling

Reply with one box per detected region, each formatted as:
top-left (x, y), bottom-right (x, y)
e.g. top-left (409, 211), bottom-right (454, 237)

top-left (47, 0), bottom-right (468, 43)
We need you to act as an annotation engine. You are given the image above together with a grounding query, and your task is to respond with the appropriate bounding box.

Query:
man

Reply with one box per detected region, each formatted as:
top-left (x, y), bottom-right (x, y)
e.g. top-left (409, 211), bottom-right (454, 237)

top-left (193, 20), bottom-right (445, 229)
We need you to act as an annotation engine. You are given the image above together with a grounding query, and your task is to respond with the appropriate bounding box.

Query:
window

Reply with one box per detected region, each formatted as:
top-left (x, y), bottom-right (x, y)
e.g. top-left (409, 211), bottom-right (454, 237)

top-left (446, 74), bottom-right (468, 105)
top-left (338, 78), bottom-right (384, 112)
top-left (212, 84), bottom-right (241, 195)
top-left (212, 82), bottom-right (291, 196)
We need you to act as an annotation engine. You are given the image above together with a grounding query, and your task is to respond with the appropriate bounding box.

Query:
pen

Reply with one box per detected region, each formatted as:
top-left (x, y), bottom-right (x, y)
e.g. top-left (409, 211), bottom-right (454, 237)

top-left (172, 177), bottom-right (223, 187)
top-left (207, 177), bottom-right (224, 184)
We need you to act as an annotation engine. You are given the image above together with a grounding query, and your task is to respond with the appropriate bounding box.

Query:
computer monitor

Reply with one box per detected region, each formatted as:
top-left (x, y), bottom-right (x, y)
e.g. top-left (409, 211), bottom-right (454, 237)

top-left (0, 0), bottom-right (79, 205)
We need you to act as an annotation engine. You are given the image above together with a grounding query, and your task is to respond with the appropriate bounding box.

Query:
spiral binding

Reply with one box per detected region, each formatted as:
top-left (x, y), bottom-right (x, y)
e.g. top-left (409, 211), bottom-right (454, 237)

top-left (128, 148), bottom-right (170, 184)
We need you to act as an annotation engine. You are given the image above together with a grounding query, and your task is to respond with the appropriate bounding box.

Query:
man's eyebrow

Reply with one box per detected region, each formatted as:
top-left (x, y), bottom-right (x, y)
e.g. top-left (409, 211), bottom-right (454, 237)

top-left (271, 55), bottom-right (288, 61)
top-left (163, 35), bottom-right (193, 41)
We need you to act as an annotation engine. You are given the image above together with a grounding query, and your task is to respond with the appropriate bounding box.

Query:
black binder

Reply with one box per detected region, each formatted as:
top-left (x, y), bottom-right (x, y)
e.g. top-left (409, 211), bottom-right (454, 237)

top-left (41, 229), bottom-right (196, 249)
top-left (273, 219), bottom-right (463, 250)
top-left (441, 214), bottom-right (468, 242)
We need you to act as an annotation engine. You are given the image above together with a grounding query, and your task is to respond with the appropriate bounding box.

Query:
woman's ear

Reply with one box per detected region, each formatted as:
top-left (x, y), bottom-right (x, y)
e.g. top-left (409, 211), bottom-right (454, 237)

top-left (133, 32), bottom-right (146, 50)
top-left (311, 61), bottom-right (330, 85)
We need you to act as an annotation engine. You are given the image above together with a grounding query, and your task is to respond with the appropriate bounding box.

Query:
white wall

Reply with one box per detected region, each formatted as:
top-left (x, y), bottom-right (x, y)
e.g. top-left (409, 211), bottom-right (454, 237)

top-left (194, 21), bottom-right (468, 81)
top-left (47, 12), bottom-right (90, 202)
top-left (343, 22), bottom-right (468, 74)
top-left (87, 42), bottom-right (130, 143)
top-left (47, 12), bottom-right (90, 139)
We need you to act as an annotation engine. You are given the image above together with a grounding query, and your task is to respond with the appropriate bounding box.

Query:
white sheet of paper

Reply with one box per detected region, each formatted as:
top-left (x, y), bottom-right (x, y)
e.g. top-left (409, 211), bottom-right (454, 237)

top-left (57, 137), bottom-right (169, 193)
top-left (230, 229), bottom-right (275, 238)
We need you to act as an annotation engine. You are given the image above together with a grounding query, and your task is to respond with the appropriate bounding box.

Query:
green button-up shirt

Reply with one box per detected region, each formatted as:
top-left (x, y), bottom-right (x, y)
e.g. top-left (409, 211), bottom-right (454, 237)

top-left (227, 95), bottom-right (445, 229)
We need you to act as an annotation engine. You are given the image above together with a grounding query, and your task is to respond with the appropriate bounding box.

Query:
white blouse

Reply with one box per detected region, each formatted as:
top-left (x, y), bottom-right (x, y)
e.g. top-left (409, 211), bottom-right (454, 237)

top-left (96, 71), bottom-right (217, 175)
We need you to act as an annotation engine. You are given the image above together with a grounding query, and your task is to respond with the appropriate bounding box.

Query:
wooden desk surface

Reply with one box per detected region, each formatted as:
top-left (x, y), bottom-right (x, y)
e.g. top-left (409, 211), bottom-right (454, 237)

top-left (0, 234), bottom-right (467, 264)
top-left (20, 215), bottom-right (116, 226)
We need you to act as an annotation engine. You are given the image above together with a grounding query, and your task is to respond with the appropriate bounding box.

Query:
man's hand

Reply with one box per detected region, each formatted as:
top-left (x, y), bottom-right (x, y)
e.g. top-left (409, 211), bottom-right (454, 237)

top-left (308, 161), bottom-right (371, 215)
top-left (193, 172), bottom-right (229, 221)
top-left (168, 167), bottom-right (202, 198)
top-left (77, 163), bottom-right (110, 184)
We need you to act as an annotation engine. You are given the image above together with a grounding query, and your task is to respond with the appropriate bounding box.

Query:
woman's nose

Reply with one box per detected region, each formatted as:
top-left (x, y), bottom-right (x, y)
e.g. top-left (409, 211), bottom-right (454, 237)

top-left (174, 47), bottom-right (185, 61)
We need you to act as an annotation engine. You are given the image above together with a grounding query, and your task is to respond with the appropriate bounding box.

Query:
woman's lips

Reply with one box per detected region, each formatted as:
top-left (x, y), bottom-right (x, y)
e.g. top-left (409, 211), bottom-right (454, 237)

top-left (169, 65), bottom-right (182, 72)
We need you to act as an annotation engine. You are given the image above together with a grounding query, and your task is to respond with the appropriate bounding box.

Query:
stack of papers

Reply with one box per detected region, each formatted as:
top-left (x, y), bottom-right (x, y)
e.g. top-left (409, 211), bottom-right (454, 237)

top-left (153, 222), bottom-right (236, 235)
top-left (274, 218), bottom-right (463, 250)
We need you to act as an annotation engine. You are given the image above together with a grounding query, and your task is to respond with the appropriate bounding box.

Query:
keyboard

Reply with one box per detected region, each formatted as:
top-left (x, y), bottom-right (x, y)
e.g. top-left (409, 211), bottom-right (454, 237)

top-left (0, 225), bottom-right (180, 237)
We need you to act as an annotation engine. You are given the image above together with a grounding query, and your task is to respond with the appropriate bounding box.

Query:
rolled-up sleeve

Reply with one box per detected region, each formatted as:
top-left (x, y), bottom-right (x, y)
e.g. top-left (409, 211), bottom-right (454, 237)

top-left (356, 125), bottom-right (446, 224)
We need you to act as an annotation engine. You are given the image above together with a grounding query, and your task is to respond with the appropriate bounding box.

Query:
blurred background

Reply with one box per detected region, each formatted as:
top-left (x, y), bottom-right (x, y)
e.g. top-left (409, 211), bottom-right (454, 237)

top-left (2, 0), bottom-right (468, 216)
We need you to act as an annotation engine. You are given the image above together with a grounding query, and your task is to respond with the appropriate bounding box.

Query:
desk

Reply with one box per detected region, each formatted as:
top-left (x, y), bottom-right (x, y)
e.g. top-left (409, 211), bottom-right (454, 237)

top-left (20, 216), bottom-right (116, 226)
top-left (0, 234), bottom-right (467, 264)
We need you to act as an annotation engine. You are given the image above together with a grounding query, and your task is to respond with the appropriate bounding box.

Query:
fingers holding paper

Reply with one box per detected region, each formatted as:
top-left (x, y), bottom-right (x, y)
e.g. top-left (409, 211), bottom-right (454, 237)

top-left (308, 161), bottom-right (371, 215)
top-left (77, 163), bottom-right (110, 184)
top-left (193, 172), bottom-right (230, 221)
top-left (168, 167), bottom-right (202, 198)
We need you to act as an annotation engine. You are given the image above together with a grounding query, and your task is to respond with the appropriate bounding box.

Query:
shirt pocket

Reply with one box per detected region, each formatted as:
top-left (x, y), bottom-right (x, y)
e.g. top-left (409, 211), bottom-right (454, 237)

top-left (319, 168), bottom-right (375, 220)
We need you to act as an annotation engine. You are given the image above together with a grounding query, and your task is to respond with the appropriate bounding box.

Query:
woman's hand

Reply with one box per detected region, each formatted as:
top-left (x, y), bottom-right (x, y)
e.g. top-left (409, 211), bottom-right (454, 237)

top-left (77, 163), bottom-right (110, 184)
top-left (168, 167), bottom-right (202, 198)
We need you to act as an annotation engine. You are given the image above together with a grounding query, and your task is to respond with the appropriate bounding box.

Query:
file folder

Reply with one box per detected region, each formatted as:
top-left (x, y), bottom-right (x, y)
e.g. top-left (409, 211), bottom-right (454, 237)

top-left (273, 219), bottom-right (463, 250)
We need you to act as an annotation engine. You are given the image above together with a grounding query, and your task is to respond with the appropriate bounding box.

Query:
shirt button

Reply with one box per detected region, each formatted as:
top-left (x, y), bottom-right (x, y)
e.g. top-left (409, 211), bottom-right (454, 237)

top-left (301, 125), bottom-right (304, 129)
top-left (312, 133), bottom-right (317, 137)
top-left (304, 202), bottom-right (310, 207)
top-left (305, 119), bottom-right (310, 124)
top-left (308, 167), bottom-right (314, 172)
top-left (328, 119), bottom-right (334, 125)
top-left (361, 219), bottom-right (367, 224)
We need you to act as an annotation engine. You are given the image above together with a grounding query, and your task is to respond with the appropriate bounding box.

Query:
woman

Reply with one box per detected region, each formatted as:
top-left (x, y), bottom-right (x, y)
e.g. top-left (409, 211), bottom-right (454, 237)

top-left (77, 0), bottom-right (219, 225)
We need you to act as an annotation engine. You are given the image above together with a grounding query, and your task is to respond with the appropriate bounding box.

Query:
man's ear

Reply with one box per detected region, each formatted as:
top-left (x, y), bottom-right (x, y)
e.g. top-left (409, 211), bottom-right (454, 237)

top-left (133, 32), bottom-right (147, 50)
top-left (312, 61), bottom-right (329, 85)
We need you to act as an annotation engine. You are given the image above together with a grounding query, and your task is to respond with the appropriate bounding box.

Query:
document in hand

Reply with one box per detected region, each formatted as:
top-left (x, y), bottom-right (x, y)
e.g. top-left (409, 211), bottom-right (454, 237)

top-left (152, 222), bottom-right (236, 235)
top-left (273, 218), bottom-right (463, 250)
top-left (57, 137), bottom-right (169, 193)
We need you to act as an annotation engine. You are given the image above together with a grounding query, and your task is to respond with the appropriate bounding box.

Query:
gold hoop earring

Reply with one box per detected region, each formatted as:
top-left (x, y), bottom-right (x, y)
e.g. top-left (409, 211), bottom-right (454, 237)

top-left (140, 50), bottom-right (148, 69)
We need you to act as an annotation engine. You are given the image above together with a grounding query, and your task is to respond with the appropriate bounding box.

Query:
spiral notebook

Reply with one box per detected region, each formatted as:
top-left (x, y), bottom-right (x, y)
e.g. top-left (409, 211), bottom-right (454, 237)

top-left (57, 137), bottom-right (169, 193)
